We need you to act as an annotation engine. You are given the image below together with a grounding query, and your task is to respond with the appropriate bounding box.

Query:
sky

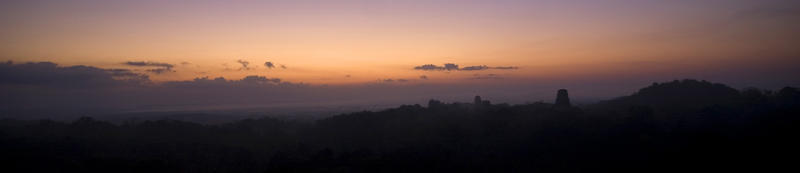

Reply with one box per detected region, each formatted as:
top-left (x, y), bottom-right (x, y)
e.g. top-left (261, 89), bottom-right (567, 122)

top-left (1, 0), bottom-right (799, 116)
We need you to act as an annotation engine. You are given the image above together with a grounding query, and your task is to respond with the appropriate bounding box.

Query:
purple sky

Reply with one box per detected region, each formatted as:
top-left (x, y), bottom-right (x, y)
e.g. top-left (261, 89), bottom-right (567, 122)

top-left (1, 0), bottom-right (799, 117)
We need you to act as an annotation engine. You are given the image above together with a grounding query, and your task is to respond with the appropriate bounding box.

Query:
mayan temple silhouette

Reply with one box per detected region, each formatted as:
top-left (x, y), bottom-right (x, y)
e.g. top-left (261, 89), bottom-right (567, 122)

top-left (555, 89), bottom-right (571, 107)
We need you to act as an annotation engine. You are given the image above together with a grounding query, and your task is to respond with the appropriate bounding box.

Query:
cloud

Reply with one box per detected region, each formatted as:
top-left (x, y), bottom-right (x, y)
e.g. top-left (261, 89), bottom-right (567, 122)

top-left (263, 60), bottom-right (287, 69)
top-left (147, 68), bottom-right (175, 74)
top-left (124, 61), bottom-right (174, 69)
top-left (414, 63), bottom-right (518, 71)
top-left (443, 63), bottom-right (459, 70)
top-left (106, 69), bottom-right (149, 81)
top-left (105, 69), bottom-right (140, 77)
top-left (461, 65), bottom-right (489, 71)
top-left (181, 62), bottom-right (191, 65)
top-left (419, 75), bottom-right (428, 80)
top-left (264, 61), bottom-right (275, 69)
top-left (1, 62), bottom-right (310, 114)
top-left (241, 75), bottom-right (281, 84)
top-left (1, 61), bottom-right (150, 88)
top-left (492, 66), bottom-right (519, 70)
top-left (236, 60), bottom-right (251, 70)
top-left (164, 75), bottom-right (299, 88)
top-left (123, 61), bottom-right (176, 74)
top-left (414, 64), bottom-right (453, 71)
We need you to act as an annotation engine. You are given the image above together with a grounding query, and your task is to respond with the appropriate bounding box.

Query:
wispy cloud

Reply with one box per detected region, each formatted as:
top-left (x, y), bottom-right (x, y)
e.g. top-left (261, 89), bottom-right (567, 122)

top-left (236, 60), bottom-right (251, 70)
top-left (122, 61), bottom-right (175, 74)
top-left (3, 61), bottom-right (150, 88)
top-left (124, 61), bottom-right (174, 69)
top-left (147, 68), bottom-right (174, 74)
top-left (414, 63), bottom-right (518, 71)
top-left (264, 61), bottom-right (275, 69)
top-left (492, 66), bottom-right (519, 70)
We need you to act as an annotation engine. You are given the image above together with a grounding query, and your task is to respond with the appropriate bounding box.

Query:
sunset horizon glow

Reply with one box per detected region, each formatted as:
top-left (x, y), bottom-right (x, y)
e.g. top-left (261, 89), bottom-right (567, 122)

top-left (2, 0), bottom-right (798, 88)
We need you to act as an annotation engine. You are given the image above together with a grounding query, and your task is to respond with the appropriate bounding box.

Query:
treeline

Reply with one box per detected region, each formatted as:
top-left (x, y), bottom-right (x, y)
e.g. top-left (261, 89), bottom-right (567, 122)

top-left (1, 79), bottom-right (799, 172)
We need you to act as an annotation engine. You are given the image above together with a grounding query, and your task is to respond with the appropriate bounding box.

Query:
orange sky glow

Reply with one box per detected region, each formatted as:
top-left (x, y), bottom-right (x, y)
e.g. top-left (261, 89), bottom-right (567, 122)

top-left (2, 0), bottom-right (798, 86)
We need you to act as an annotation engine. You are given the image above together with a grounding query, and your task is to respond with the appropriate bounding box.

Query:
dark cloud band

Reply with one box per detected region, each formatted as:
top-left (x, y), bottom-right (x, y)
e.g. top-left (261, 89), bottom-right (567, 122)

top-left (414, 63), bottom-right (518, 71)
top-left (123, 61), bottom-right (174, 69)
top-left (123, 61), bottom-right (176, 74)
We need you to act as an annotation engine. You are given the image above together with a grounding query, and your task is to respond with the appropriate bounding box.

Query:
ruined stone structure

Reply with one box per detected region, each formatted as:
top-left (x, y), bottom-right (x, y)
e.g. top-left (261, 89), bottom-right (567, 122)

top-left (555, 89), bottom-right (571, 107)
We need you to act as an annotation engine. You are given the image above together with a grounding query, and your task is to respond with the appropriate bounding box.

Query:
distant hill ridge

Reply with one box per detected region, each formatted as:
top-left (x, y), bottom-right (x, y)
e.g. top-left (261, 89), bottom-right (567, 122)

top-left (595, 79), bottom-right (742, 109)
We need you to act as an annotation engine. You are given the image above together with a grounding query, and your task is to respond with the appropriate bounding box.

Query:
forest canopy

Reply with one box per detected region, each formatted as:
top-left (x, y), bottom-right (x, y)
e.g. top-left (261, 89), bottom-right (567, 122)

top-left (1, 79), bottom-right (799, 172)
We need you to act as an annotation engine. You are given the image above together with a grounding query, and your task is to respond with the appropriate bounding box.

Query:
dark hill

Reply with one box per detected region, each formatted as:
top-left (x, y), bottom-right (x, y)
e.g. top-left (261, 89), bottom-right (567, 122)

top-left (593, 79), bottom-right (741, 109)
top-left (1, 79), bottom-right (799, 172)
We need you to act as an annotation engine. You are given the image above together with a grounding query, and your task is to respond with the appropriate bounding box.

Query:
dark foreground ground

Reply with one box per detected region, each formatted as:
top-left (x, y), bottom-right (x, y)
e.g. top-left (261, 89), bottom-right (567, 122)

top-left (2, 79), bottom-right (799, 172)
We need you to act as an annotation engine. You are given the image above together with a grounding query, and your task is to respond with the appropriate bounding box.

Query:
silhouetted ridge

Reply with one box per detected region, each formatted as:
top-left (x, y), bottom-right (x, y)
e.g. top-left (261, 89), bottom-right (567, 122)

top-left (2, 79), bottom-right (799, 172)
top-left (598, 79), bottom-right (740, 109)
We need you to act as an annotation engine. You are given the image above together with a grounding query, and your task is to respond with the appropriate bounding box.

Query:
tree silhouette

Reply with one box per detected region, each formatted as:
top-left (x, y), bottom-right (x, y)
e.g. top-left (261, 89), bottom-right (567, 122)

top-left (1, 79), bottom-right (798, 172)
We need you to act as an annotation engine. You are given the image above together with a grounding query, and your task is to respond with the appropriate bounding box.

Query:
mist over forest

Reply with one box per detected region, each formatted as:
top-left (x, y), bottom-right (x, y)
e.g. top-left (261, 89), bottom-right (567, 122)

top-left (2, 79), bottom-right (798, 172)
